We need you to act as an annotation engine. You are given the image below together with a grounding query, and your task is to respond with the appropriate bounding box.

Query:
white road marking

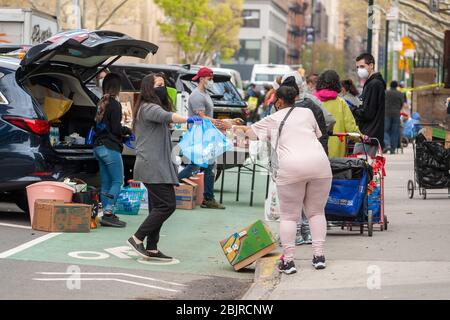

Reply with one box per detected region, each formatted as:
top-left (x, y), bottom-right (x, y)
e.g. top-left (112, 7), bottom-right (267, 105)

top-left (68, 251), bottom-right (110, 260)
top-left (36, 272), bottom-right (187, 287)
top-left (137, 258), bottom-right (181, 266)
top-left (0, 223), bottom-right (32, 230)
top-left (0, 233), bottom-right (61, 259)
top-left (33, 278), bottom-right (181, 293)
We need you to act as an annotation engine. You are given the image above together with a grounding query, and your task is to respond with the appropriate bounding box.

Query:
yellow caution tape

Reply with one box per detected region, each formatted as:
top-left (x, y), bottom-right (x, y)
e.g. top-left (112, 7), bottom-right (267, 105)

top-left (400, 83), bottom-right (444, 92)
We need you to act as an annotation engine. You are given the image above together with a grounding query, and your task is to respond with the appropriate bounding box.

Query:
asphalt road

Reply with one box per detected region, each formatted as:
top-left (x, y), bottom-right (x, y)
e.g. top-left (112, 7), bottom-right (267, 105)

top-left (0, 203), bottom-right (251, 300)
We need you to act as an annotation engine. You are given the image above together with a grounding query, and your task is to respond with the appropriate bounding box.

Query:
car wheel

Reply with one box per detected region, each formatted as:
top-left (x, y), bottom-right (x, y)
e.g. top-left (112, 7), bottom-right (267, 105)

top-left (13, 191), bottom-right (29, 213)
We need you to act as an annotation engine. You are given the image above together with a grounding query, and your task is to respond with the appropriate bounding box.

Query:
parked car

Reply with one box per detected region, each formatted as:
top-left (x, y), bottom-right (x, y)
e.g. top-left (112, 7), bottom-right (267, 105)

top-left (212, 67), bottom-right (245, 99)
top-left (103, 63), bottom-right (248, 120)
top-left (0, 30), bottom-right (158, 212)
top-left (97, 63), bottom-right (248, 182)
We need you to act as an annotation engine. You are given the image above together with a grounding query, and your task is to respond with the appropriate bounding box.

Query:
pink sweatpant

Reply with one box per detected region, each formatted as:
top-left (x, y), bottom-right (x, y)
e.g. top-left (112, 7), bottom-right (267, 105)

top-left (277, 178), bottom-right (332, 262)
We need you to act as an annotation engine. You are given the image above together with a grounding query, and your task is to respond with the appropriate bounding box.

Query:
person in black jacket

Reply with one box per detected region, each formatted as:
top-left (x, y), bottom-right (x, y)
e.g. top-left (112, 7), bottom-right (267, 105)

top-left (354, 53), bottom-right (386, 156)
top-left (94, 73), bottom-right (131, 228)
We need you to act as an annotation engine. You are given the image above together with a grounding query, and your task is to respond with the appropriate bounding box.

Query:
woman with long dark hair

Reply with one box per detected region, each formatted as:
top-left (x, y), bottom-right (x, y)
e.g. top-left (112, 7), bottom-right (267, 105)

top-left (94, 73), bottom-right (130, 228)
top-left (127, 74), bottom-right (201, 260)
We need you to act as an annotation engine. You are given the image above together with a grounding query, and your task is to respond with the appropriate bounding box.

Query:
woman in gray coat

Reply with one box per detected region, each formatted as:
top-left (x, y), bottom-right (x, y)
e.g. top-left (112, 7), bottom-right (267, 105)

top-left (127, 74), bottom-right (201, 260)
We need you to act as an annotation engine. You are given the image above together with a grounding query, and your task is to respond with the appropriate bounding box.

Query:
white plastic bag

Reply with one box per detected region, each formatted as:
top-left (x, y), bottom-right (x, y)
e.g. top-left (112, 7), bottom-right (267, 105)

top-left (264, 180), bottom-right (280, 222)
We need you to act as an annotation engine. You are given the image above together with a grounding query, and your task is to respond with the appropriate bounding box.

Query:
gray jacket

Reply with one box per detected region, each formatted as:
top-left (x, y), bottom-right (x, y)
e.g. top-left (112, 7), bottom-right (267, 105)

top-left (133, 103), bottom-right (179, 185)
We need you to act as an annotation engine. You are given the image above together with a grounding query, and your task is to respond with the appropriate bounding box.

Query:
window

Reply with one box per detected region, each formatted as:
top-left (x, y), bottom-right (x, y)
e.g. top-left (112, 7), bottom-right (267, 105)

top-left (0, 91), bottom-right (8, 105)
top-left (269, 41), bottom-right (286, 64)
top-left (270, 12), bottom-right (287, 37)
top-left (242, 10), bottom-right (260, 28)
top-left (233, 40), bottom-right (261, 64)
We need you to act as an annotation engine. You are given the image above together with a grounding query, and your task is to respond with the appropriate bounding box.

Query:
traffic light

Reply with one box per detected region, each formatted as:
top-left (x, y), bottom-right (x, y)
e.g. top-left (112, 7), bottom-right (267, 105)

top-left (306, 27), bottom-right (315, 45)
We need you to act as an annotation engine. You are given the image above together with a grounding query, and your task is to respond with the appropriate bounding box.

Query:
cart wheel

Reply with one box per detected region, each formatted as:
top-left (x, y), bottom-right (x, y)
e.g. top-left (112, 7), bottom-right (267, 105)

top-left (384, 215), bottom-right (388, 231)
top-left (407, 180), bottom-right (414, 199)
top-left (360, 225), bottom-right (364, 234)
top-left (421, 188), bottom-right (427, 200)
top-left (368, 211), bottom-right (373, 237)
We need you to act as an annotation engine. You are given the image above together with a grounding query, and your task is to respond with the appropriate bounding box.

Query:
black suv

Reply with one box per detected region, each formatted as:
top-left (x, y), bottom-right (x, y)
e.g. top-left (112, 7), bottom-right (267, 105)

top-left (0, 30), bottom-right (157, 212)
top-left (105, 63), bottom-right (248, 120)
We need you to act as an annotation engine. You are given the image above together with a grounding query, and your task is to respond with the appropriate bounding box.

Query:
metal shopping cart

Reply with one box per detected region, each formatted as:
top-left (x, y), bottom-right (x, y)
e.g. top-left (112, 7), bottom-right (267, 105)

top-left (325, 133), bottom-right (387, 237)
top-left (407, 124), bottom-right (450, 200)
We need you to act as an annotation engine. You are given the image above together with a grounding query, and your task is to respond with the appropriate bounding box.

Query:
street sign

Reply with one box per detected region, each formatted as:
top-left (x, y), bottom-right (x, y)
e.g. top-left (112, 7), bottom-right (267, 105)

top-left (386, 7), bottom-right (399, 21)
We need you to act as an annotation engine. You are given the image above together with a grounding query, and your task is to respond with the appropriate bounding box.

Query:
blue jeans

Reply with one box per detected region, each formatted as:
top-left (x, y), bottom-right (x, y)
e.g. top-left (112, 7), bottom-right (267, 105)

top-left (384, 116), bottom-right (401, 151)
top-left (178, 163), bottom-right (216, 200)
top-left (94, 145), bottom-right (124, 212)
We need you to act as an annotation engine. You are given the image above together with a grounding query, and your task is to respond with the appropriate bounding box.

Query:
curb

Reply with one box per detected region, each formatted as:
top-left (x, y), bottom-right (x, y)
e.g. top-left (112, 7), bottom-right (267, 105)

top-left (241, 253), bottom-right (281, 300)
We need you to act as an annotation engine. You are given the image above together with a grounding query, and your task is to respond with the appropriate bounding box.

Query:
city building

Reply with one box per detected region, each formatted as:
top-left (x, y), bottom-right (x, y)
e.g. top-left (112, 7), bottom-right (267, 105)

top-left (286, 0), bottom-right (308, 66)
top-left (223, 0), bottom-right (290, 81)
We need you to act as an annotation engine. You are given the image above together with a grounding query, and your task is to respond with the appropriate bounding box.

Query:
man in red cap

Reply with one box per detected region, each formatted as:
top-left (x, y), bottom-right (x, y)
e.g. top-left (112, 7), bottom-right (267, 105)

top-left (178, 67), bottom-right (229, 209)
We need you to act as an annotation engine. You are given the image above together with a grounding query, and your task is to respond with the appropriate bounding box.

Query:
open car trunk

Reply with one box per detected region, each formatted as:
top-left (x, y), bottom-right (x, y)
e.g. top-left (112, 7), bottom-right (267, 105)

top-left (24, 71), bottom-right (98, 161)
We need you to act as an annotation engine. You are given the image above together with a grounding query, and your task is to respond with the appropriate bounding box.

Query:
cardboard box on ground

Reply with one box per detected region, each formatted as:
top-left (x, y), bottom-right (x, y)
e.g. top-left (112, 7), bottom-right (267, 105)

top-left (175, 179), bottom-right (198, 210)
top-left (220, 220), bottom-right (277, 271)
top-left (32, 200), bottom-right (92, 233)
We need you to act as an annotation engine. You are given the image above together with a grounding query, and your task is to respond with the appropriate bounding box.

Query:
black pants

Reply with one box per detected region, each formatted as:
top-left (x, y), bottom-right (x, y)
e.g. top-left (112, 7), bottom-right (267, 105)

top-left (134, 184), bottom-right (176, 251)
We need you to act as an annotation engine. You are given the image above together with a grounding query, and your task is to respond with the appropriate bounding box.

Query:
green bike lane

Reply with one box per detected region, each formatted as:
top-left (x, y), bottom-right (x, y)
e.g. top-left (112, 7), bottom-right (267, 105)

top-left (2, 168), bottom-right (278, 281)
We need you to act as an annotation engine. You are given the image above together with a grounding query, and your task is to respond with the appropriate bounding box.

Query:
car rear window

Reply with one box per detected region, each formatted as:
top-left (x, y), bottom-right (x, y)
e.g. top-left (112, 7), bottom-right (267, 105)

top-left (181, 79), bottom-right (244, 105)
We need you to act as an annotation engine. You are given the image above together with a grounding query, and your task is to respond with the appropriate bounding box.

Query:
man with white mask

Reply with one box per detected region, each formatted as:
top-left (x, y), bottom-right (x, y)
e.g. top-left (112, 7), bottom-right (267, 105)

top-left (354, 53), bottom-right (386, 156)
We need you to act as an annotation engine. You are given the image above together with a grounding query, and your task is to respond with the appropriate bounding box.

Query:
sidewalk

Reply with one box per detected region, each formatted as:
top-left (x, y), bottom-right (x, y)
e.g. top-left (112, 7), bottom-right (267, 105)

top-left (244, 146), bottom-right (450, 300)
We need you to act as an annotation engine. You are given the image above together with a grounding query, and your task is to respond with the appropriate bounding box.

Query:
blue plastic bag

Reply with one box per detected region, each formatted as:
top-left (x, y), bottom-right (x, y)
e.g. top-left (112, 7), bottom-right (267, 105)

top-left (178, 119), bottom-right (232, 168)
top-left (325, 172), bottom-right (368, 218)
top-left (368, 186), bottom-right (381, 222)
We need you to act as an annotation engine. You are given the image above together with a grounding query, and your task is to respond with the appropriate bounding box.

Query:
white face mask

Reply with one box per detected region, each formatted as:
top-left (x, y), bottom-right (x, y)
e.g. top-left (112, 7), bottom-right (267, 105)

top-left (205, 80), bottom-right (214, 91)
top-left (357, 68), bottom-right (369, 80)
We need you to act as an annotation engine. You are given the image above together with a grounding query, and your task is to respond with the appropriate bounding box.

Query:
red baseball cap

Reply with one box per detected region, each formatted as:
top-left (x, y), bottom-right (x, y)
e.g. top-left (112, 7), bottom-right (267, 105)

top-left (192, 67), bottom-right (214, 81)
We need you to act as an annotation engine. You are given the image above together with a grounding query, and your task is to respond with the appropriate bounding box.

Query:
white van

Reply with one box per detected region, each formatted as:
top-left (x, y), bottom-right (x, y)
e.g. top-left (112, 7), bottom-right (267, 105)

top-left (250, 64), bottom-right (292, 86)
top-left (212, 67), bottom-right (245, 98)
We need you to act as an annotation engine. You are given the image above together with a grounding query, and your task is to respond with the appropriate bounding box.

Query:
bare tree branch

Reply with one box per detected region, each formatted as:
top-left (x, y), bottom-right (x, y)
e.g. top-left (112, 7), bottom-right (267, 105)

top-left (96, 0), bottom-right (129, 29)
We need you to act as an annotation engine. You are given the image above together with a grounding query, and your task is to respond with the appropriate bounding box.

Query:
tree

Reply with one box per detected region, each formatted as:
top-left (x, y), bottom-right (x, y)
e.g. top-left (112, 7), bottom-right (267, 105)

top-left (154, 0), bottom-right (243, 65)
top-left (301, 41), bottom-right (346, 77)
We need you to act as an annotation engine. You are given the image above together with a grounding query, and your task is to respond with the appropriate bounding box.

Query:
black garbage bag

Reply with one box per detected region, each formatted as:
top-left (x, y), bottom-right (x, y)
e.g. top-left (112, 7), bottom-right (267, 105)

top-left (330, 158), bottom-right (373, 180)
top-left (72, 187), bottom-right (100, 219)
top-left (417, 167), bottom-right (450, 188)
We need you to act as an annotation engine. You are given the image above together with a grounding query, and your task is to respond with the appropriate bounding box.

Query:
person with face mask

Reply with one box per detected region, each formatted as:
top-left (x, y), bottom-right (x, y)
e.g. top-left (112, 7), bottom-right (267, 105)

top-left (232, 86), bottom-right (332, 274)
top-left (178, 67), bottom-right (229, 210)
top-left (354, 53), bottom-right (386, 156)
top-left (127, 74), bottom-right (202, 260)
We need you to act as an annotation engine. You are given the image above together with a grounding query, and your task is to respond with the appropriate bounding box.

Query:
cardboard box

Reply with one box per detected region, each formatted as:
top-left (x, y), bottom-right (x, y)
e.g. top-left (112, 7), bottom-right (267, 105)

top-left (175, 179), bottom-right (198, 210)
top-left (220, 220), bottom-right (276, 271)
top-left (32, 200), bottom-right (92, 233)
top-left (119, 92), bottom-right (139, 128)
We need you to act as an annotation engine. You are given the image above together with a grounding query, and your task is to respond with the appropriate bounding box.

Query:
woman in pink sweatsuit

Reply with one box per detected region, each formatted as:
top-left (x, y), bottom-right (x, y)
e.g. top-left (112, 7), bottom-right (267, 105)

top-left (233, 86), bottom-right (332, 275)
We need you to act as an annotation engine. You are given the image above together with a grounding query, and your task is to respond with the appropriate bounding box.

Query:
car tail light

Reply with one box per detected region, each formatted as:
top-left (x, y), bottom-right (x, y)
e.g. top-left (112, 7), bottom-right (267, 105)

top-left (3, 116), bottom-right (50, 135)
top-left (31, 172), bottom-right (53, 177)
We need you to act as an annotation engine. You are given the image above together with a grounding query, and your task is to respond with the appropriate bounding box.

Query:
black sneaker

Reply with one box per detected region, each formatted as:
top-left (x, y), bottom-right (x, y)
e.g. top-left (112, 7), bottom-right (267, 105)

top-left (100, 214), bottom-right (126, 228)
top-left (312, 256), bottom-right (326, 270)
top-left (127, 237), bottom-right (151, 259)
top-left (145, 250), bottom-right (173, 261)
top-left (278, 258), bottom-right (297, 275)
